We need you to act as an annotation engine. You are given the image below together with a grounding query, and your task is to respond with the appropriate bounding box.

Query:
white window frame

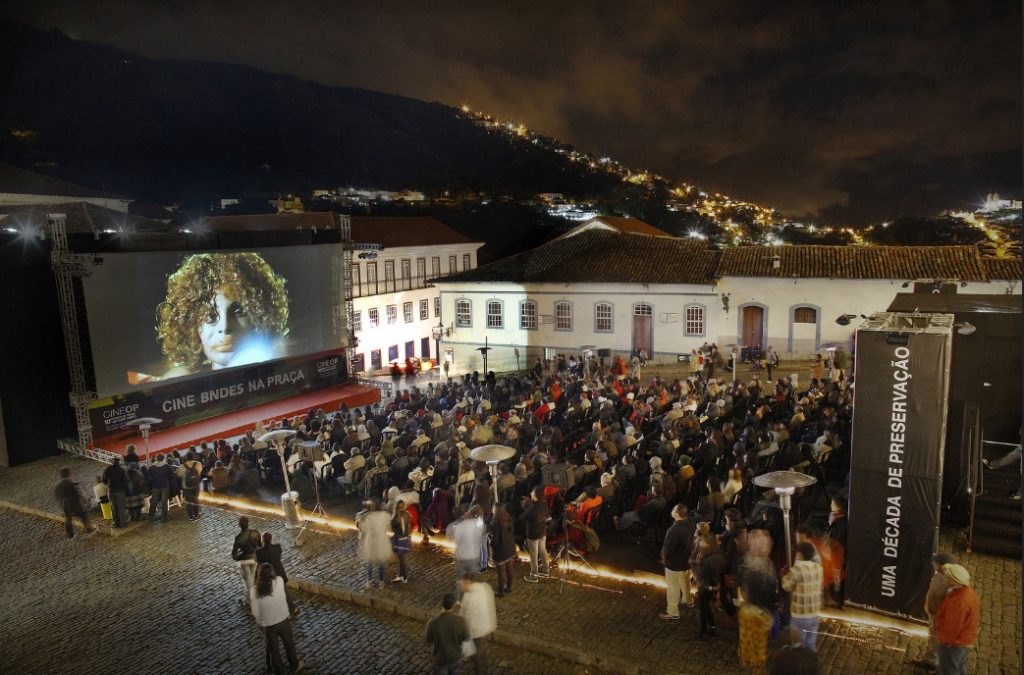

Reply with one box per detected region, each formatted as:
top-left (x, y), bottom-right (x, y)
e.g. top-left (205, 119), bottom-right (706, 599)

top-left (401, 259), bottom-right (412, 291)
top-left (368, 307), bottom-right (380, 327)
top-left (352, 309), bottom-right (362, 333)
top-left (419, 298), bottom-right (429, 320)
top-left (455, 298), bottom-right (472, 327)
top-left (386, 304), bottom-right (397, 325)
top-left (403, 301), bottom-right (414, 323)
top-left (431, 257), bottom-right (441, 278)
top-left (555, 301), bottom-right (573, 331)
top-left (462, 253), bottom-right (471, 271)
top-left (520, 300), bottom-right (537, 330)
top-left (595, 302), bottom-right (613, 333)
top-left (416, 258), bottom-right (426, 287)
top-left (486, 299), bottom-right (504, 329)
top-left (448, 255), bottom-right (458, 275)
top-left (684, 303), bottom-right (706, 337)
top-left (434, 296), bottom-right (441, 318)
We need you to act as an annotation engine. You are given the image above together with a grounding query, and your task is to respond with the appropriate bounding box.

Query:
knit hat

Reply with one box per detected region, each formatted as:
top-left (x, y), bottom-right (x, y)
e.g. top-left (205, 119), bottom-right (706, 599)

top-left (942, 563), bottom-right (971, 586)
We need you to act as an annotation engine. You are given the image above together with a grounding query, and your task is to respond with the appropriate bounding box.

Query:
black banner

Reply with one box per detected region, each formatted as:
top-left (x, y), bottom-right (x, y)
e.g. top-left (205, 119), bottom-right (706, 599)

top-left (845, 327), bottom-right (950, 620)
top-left (88, 350), bottom-right (348, 438)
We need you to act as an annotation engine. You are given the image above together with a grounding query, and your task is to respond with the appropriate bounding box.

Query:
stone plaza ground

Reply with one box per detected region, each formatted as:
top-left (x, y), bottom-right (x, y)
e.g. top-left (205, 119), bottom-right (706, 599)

top-left (2, 454), bottom-right (1020, 674)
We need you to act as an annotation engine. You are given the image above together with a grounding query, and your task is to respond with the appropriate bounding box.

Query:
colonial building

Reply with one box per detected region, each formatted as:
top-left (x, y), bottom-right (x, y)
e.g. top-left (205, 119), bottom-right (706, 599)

top-left (433, 219), bottom-right (1020, 373)
top-left (348, 216), bottom-right (483, 372)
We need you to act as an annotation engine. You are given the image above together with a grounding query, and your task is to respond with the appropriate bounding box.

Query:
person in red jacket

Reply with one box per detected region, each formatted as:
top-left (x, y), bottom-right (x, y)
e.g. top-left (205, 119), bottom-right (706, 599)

top-left (934, 563), bottom-right (981, 675)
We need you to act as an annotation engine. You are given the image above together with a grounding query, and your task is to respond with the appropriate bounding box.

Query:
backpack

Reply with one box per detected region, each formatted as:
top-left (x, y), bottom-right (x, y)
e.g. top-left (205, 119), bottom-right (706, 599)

top-left (182, 462), bottom-right (201, 490)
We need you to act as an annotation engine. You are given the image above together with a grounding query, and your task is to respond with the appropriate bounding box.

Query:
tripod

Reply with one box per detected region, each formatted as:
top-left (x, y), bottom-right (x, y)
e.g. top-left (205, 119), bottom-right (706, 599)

top-left (552, 501), bottom-right (596, 595)
top-left (294, 463), bottom-right (329, 547)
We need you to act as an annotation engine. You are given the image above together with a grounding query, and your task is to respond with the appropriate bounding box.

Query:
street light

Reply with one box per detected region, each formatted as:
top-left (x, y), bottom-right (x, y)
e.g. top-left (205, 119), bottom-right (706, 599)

top-left (432, 321), bottom-right (444, 375)
top-left (470, 444), bottom-right (517, 504)
top-left (753, 470), bottom-right (817, 566)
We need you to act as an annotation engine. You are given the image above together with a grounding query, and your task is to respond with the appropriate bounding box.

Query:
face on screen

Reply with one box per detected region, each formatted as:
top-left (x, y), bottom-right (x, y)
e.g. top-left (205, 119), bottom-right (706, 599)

top-left (199, 291), bottom-right (254, 368)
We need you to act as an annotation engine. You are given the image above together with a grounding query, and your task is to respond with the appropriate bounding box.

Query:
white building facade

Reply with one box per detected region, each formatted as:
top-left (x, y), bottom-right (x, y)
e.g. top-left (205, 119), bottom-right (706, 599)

top-left (349, 217), bottom-right (483, 373)
top-left (434, 226), bottom-right (1021, 373)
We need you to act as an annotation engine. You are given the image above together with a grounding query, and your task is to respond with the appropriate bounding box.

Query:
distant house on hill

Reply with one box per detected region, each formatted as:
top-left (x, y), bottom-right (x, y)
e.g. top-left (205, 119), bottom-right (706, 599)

top-left (0, 163), bottom-right (131, 212)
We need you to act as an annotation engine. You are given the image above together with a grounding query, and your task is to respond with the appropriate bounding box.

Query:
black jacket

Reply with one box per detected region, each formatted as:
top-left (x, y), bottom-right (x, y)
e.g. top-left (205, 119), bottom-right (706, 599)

top-left (520, 500), bottom-right (549, 540)
top-left (255, 543), bottom-right (288, 582)
top-left (491, 518), bottom-right (517, 562)
top-left (54, 478), bottom-right (85, 512)
top-left (103, 464), bottom-right (128, 492)
top-left (661, 516), bottom-right (697, 571)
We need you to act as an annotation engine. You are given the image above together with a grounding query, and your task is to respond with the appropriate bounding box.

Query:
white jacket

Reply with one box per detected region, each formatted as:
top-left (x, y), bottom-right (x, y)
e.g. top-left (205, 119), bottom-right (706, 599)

top-left (460, 582), bottom-right (497, 639)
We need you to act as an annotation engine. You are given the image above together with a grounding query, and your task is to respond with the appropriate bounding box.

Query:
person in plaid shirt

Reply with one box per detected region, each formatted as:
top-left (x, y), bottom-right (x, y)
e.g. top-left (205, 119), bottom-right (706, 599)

top-left (782, 542), bottom-right (825, 651)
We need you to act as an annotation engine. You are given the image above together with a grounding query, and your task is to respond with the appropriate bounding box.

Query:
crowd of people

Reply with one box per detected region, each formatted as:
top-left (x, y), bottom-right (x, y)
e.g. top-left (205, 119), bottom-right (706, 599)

top-left (53, 344), bottom-right (987, 673)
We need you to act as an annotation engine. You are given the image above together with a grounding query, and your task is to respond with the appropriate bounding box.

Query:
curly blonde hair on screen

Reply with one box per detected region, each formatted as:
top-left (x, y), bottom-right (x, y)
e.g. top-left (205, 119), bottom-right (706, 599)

top-left (156, 253), bottom-right (289, 371)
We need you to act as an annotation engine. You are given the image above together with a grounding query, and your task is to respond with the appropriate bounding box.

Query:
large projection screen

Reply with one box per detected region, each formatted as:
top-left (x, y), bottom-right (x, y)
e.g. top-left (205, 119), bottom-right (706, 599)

top-left (82, 245), bottom-right (347, 399)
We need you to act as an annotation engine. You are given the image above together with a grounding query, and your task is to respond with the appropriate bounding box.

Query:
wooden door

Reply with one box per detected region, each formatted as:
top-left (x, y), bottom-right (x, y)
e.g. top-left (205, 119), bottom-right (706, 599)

top-left (632, 314), bottom-right (653, 355)
top-left (742, 306), bottom-right (764, 349)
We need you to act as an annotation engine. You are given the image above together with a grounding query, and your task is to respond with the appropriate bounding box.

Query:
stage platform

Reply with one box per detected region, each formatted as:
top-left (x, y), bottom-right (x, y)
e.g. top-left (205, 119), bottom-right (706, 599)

top-left (95, 382), bottom-right (381, 459)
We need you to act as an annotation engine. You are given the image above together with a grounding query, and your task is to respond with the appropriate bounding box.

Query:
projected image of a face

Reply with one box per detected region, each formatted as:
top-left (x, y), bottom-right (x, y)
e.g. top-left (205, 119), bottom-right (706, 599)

top-left (154, 253), bottom-right (289, 378)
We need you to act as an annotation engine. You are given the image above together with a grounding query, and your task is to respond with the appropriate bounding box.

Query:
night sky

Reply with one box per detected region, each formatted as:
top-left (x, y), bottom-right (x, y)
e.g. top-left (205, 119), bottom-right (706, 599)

top-left (5, 1), bottom-right (1021, 224)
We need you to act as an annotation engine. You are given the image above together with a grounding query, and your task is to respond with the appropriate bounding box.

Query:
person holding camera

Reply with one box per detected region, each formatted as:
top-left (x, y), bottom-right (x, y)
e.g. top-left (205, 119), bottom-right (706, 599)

top-left (520, 486), bottom-right (550, 583)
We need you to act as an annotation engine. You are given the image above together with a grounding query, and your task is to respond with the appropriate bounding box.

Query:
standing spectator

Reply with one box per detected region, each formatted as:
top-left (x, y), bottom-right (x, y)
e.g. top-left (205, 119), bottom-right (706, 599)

top-left (102, 457), bottom-right (129, 529)
top-left (425, 593), bottom-right (469, 675)
top-left (250, 563), bottom-right (305, 675)
top-left (781, 542), bottom-right (824, 651)
top-left (92, 475), bottom-right (108, 509)
top-left (391, 500), bottom-right (413, 582)
top-left (490, 503), bottom-right (516, 597)
top-left (935, 564), bottom-right (981, 675)
top-left (738, 530), bottom-right (778, 671)
top-left (256, 532), bottom-right (288, 582)
top-left (765, 346), bottom-right (779, 381)
top-left (124, 444), bottom-right (140, 466)
top-left (520, 487), bottom-right (550, 583)
top-left (824, 496), bottom-right (848, 608)
top-left (447, 506), bottom-right (486, 595)
top-left (147, 454), bottom-right (174, 521)
top-left (124, 462), bottom-right (146, 522)
top-left (459, 573), bottom-right (497, 674)
top-left (691, 534), bottom-right (725, 639)
top-left (178, 451), bottom-right (204, 521)
top-left (912, 552), bottom-right (957, 670)
top-left (231, 516), bottom-right (262, 605)
top-left (54, 468), bottom-right (95, 539)
top-left (356, 498), bottom-right (393, 589)
top-left (659, 504), bottom-right (696, 619)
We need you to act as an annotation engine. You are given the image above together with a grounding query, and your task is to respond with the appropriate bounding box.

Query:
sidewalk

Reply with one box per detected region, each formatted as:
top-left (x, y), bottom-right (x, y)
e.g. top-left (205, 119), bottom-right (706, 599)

top-left (4, 454), bottom-right (1019, 674)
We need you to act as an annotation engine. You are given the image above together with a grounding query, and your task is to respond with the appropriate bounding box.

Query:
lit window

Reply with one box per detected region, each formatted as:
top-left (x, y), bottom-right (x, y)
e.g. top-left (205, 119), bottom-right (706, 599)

top-left (595, 303), bottom-right (613, 332)
top-left (555, 301), bottom-right (572, 331)
top-left (386, 304), bottom-right (397, 325)
top-left (434, 296), bottom-right (441, 318)
top-left (403, 302), bottom-right (413, 323)
top-left (794, 307), bottom-right (817, 324)
top-left (368, 308), bottom-right (380, 327)
top-left (419, 299), bottom-right (429, 320)
top-left (486, 300), bottom-right (503, 328)
top-left (520, 300), bottom-right (537, 330)
top-left (456, 299), bottom-right (472, 327)
top-left (352, 310), bottom-right (362, 333)
top-left (684, 304), bottom-right (705, 336)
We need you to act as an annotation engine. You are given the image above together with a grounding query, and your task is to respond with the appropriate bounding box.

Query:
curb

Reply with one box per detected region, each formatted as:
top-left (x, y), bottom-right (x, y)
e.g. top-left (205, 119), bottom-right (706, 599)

top-left (288, 577), bottom-right (648, 674)
top-left (0, 500), bottom-right (138, 537)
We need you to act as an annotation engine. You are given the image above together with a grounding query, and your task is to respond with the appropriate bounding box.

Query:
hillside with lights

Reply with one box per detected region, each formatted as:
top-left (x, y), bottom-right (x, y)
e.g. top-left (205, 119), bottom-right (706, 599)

top-left (0, 20), bottom-right (1018, 255)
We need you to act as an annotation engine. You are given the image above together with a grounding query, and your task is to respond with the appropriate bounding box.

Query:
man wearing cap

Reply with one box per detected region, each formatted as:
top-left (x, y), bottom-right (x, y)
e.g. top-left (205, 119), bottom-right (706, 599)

top-left (934, 563), bottom-right (980, 675)
top-left (912, 552), bottom-right (957, 670)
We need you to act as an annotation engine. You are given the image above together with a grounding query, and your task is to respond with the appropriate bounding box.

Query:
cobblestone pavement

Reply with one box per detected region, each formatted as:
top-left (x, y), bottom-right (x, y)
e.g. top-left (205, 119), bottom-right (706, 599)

top-left (3, 455), bottom-right (1020, 674)
top-left (0, 507), bottom-right (585, 675)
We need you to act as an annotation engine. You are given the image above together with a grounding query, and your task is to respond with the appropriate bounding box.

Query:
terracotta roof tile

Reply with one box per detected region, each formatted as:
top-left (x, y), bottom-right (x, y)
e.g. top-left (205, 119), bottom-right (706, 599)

top-left (980, 257), bottom-right (1021, 280)
top-left (586, 216), bottom-right (671, 237)
top-left (441, 230), bottom-right (717, 285)
top-left (350, 216), bottom-right (480, 248)
top-left (716, 245), bottom-right (987, 281)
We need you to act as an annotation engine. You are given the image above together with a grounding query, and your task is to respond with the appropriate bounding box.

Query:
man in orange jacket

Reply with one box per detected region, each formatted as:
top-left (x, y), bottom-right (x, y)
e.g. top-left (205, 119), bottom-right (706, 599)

top-left (934, 563), bottom-right (981, 675)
